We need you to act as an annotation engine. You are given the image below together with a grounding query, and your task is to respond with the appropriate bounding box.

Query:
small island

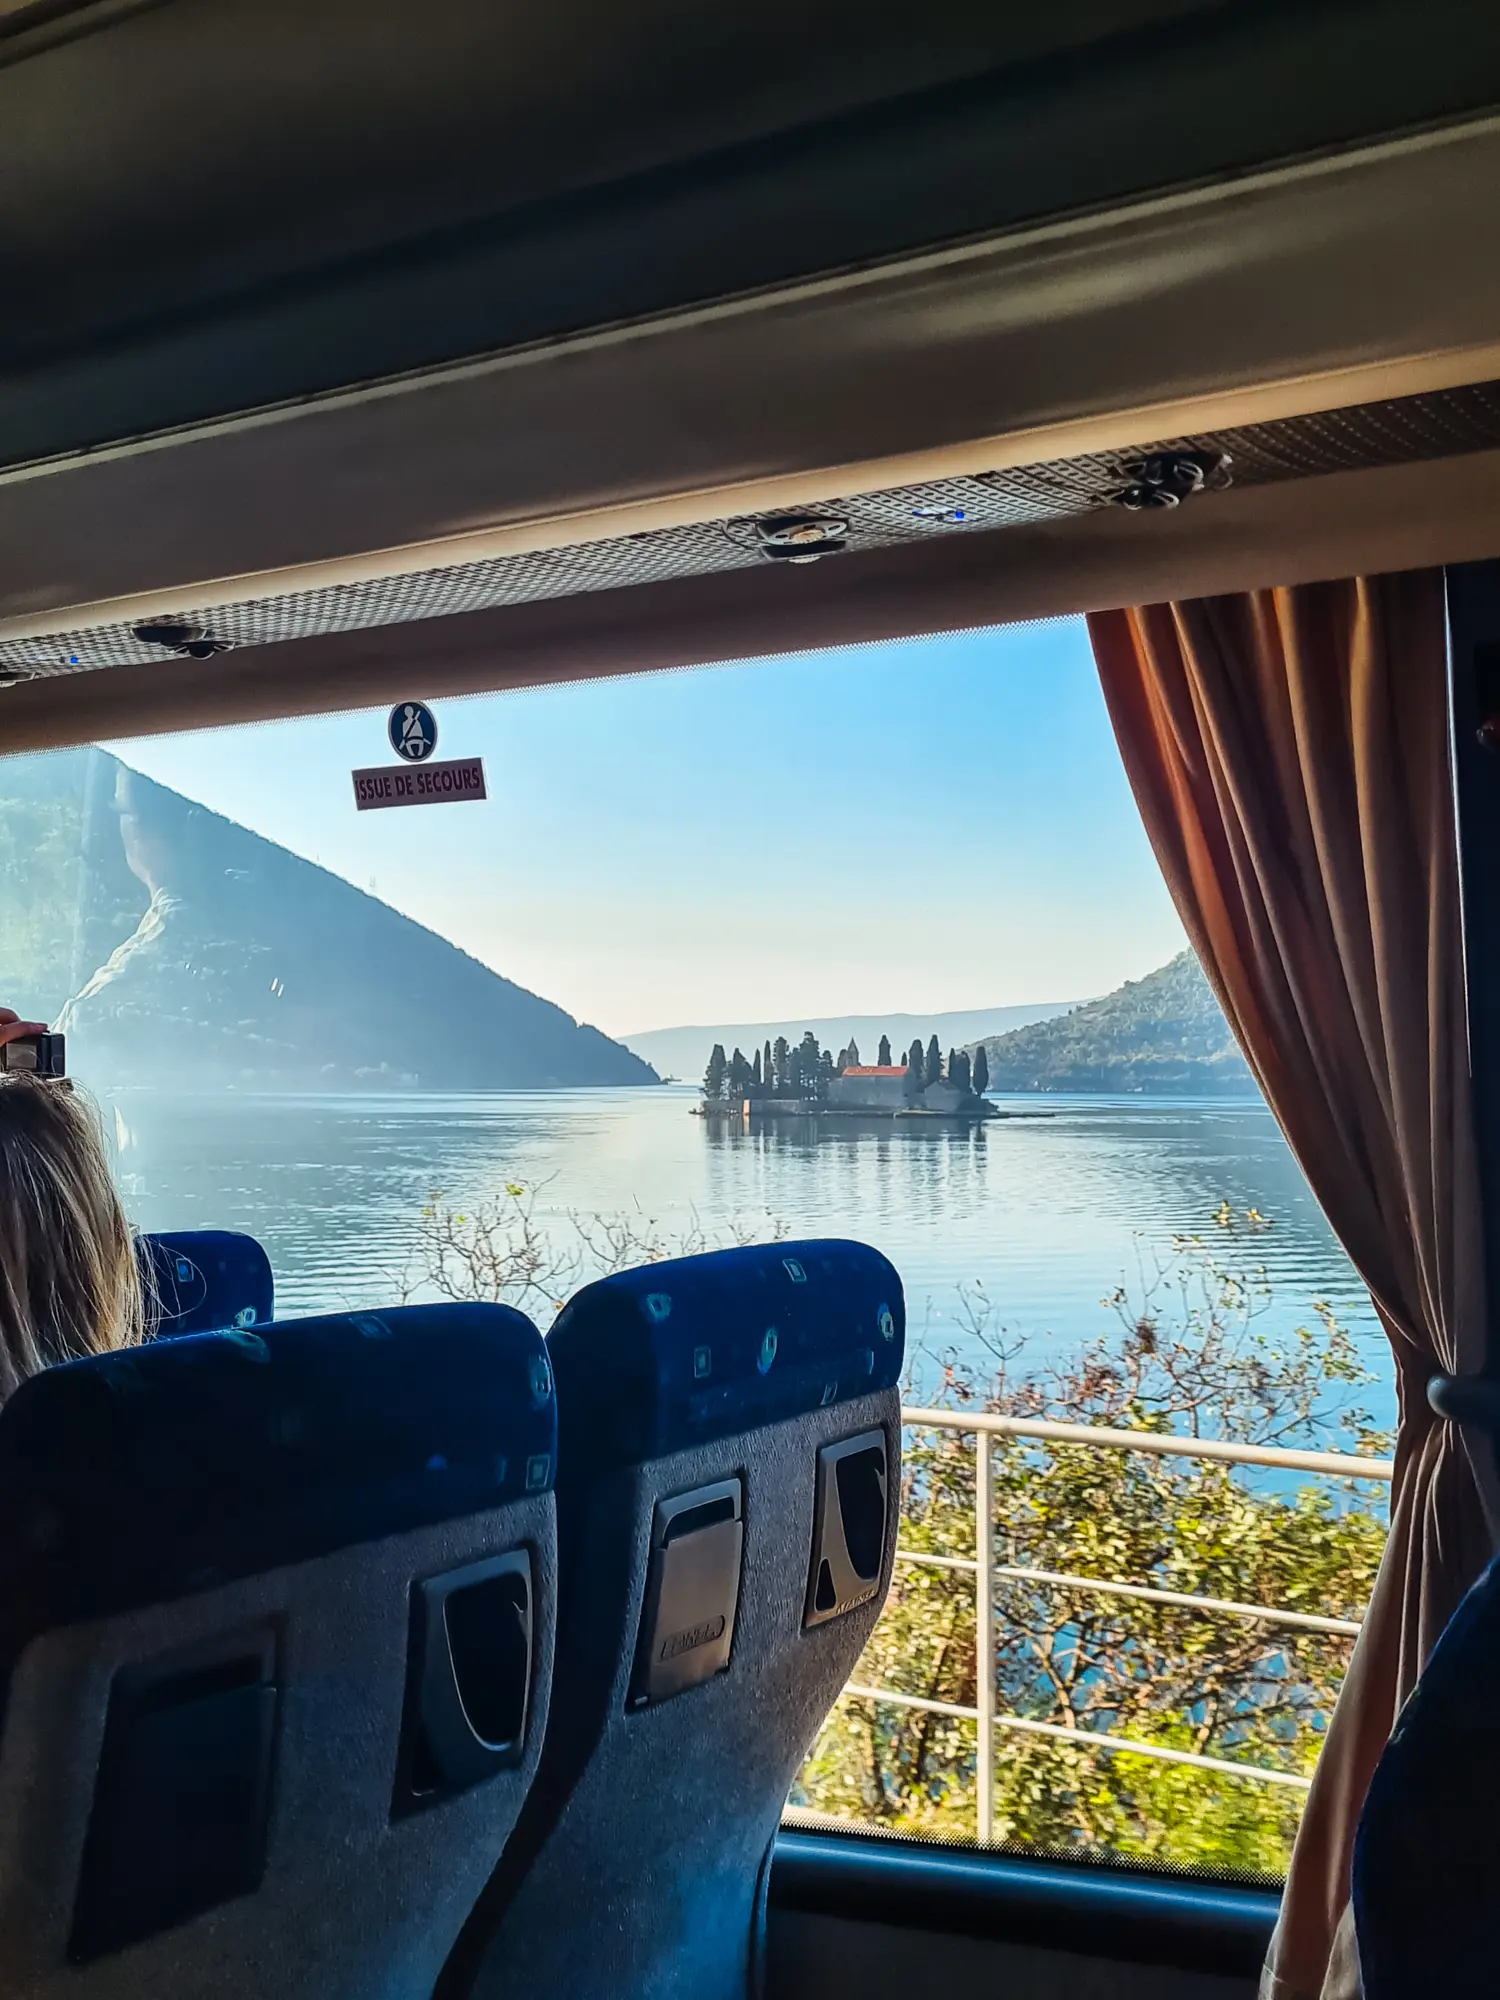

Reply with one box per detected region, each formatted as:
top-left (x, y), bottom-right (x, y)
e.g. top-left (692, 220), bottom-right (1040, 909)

top-left (696, 1031), bottom-right (996, 1123)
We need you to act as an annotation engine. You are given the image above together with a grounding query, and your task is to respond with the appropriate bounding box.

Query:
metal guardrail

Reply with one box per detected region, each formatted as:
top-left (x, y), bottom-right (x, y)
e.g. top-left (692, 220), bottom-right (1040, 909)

top-left (839, 1408), bottom-right (1392, 1845)
top-left (901, 1407), bottom-right (1397, 1482)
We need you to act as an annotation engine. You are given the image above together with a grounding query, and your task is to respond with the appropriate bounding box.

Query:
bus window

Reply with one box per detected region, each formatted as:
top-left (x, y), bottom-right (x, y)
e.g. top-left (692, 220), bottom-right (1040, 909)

top-left (0, 617), bottom-right (1387, 1880)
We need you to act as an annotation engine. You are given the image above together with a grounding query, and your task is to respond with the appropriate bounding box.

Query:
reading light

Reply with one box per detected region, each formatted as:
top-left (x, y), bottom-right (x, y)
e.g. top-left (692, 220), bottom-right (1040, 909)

top-left (754, 516), bottom-right (849, 563)
top-left (132, 619), bottom-right (234, 659)
top-left (1109, 451), bottom-right (1233, 511)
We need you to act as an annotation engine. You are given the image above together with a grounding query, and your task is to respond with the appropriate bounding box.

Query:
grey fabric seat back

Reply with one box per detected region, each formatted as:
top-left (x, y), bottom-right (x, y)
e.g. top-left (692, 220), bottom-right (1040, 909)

top-left (0, 1302), bottom-right (558, 2000)
top-left (445, 1237), bottom-right (904, 2000)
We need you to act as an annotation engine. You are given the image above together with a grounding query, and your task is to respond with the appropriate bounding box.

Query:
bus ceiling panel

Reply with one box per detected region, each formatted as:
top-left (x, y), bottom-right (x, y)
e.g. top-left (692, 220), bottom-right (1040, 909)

top-left (2, 2), bottom-right (1500, 463)
top-left (3, 444), bottom-right (1497, 757)
top-left (0, 0), bottom-right (1246, 394)
top-left (5, 115), bottom-right (1500, 636)
top-left (0, 0), bottom-right (160, 43)
top-left (0, 0), bottom-right (1230, 298)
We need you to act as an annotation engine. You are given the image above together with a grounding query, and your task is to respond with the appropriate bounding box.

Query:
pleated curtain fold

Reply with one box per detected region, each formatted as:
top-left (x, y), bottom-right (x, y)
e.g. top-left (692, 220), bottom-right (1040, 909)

top-left (1086, 571), bottom-right (1492, 2000)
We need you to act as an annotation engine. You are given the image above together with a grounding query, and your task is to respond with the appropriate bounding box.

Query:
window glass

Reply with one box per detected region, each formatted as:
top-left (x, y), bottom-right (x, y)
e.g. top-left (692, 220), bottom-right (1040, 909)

top-left (2, 619), bottom-right (1389, 1876)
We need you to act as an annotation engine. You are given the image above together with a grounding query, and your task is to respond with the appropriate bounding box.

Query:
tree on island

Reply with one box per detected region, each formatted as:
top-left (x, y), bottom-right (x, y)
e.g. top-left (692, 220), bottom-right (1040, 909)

top-left (782, 1036), bottom-right (805, 1098)
top-left (907, 1038), bottom-right (924, 1080)
top-left (773, 1035), bottom-right (790, 1095)
top-left (729, 1047), bottom-right (752, 1096)
top-left (703, 1043), bottom-right (727, 1099)
top-left (752, 1048), bottom-right (762, 1089)
top-left (763, 1040), bottom-right (774, 1094)
top-left (799, 1030), bottom-right (820, 1083)
top-left (972, 1042), bottom-right (989, 1095)
top-left (951, 1048), bottom-right (972, 1094)
top-left (925, 1035), bottom-right (943, 1087)
top-left (878, 1034), bottom-right (892, 1066)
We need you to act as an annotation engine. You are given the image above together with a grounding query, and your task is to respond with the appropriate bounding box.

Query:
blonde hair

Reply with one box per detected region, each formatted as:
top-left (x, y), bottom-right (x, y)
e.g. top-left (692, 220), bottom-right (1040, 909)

top-left (0, 1076), bottom-right (146, 1402)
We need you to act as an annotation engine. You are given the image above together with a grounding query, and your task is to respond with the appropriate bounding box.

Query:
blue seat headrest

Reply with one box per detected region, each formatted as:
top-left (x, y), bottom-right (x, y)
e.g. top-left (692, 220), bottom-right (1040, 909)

top-left (547, 1238), bottom-right (903, 1471)
top-left (137, 1230), bottom-right (274, 1336)
top-left (0, 1303), bottom-right (555, 1702)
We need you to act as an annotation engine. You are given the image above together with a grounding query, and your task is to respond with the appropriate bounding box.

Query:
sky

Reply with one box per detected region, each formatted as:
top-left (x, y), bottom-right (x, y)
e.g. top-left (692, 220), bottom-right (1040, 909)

top-left (104, 617), bottom-right (1185, 1036)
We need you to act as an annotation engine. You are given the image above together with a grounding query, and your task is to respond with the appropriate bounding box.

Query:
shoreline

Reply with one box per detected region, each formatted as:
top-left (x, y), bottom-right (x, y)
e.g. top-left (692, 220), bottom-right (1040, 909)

top-left (693, 1099), bottom-right (1006, 1124)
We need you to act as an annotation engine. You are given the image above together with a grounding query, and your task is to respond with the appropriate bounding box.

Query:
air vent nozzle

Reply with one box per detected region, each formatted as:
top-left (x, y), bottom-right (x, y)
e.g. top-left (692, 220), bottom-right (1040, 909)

top-left (754, 515), bottom-right (849, 563)
top-left (132, 620), bottom-right (233, 659)
top-left (1109, 451), bottom-right (1232, 511)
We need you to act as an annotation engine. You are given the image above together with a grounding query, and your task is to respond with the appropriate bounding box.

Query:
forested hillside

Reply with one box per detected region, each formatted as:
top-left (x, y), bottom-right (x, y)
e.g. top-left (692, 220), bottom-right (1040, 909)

top-left (973, 952), bottom-right (1256, 1095)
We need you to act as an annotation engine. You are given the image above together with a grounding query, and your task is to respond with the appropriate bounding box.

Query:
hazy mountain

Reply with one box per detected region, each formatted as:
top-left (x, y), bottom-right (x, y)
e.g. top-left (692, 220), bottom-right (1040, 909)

top-left (625, 1002), bottom-right (1075, 1083)
top-left (1, 747), bottom-right (657, 1091)
top-left (971, 952), bottom-right (1256, 1095)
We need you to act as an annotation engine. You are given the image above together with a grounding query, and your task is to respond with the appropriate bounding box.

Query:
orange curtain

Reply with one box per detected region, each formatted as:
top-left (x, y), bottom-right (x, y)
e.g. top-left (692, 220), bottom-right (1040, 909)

top-left (1087, 572), bottom-right (1493, 2000)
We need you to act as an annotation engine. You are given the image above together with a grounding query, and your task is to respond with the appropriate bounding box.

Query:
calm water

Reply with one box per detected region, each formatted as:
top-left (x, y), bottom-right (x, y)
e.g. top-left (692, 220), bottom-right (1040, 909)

top-left (104, 1085), bottom-right (1391, 1424)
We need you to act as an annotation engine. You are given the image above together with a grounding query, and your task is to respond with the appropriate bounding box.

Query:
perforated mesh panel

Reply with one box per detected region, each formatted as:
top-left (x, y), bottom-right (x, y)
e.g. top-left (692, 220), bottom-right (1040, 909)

top-left (7, 380), bottom-right (1500, 679)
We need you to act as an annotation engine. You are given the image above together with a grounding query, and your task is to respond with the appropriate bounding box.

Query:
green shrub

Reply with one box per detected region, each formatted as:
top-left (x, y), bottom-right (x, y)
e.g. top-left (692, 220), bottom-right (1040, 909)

top-left (793, 1217), bottom-right (1388, 1875)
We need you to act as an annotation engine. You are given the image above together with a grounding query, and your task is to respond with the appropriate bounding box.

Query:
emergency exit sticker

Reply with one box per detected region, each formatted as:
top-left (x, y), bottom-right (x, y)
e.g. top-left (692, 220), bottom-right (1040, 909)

top-left (351, 757), bottom-right (487, 810)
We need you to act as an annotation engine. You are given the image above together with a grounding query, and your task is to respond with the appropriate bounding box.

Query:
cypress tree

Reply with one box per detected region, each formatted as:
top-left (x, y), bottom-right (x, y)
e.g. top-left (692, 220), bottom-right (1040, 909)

top-left (973, 1043), bottom-right (990, 1095)
top-left (703, 1044), bottom-right (727, 1099)
top-left (925, 1035), bottom-right (942, 1087)
top-left (878, 1033), bottom-right (892, 1066)
top-left (799, 1030), bottom-right (821, 1096)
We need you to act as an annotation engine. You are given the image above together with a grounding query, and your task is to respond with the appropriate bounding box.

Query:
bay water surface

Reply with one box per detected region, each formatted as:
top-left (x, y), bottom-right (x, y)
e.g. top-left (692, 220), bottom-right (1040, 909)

top-left (104, 1085), bottom-right (1391, 1426)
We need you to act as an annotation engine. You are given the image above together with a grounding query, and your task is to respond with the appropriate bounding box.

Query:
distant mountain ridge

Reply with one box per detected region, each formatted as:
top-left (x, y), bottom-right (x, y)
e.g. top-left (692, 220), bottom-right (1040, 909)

top-left (625, 1001), bottom-right (1074, 1083)
top-left (2, 747), bottom-right (657, 1091)
top-left (972, 952), bottom-right (1255, 1095)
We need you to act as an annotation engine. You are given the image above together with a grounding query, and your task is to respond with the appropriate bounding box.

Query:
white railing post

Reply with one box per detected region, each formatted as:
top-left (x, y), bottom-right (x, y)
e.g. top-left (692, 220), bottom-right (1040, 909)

top-left (974, 1429), bottom-right (994, 1848)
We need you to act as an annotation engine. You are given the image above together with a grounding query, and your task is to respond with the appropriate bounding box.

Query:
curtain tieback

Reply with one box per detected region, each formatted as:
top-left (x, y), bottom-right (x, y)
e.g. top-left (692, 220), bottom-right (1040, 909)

top-left (1428, 1374), bottom-right (1500, 1429)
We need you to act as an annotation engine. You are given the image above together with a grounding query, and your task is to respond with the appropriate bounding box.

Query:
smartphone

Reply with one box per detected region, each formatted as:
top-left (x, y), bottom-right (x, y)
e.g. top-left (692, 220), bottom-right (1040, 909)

top-left (0, 1033), bottom-right (66, 1077)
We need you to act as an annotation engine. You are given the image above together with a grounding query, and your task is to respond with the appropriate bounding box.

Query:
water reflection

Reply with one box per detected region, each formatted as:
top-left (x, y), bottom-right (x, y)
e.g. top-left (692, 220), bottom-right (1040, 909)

top-left (107, 1084), bottom-right (1387, 1422)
